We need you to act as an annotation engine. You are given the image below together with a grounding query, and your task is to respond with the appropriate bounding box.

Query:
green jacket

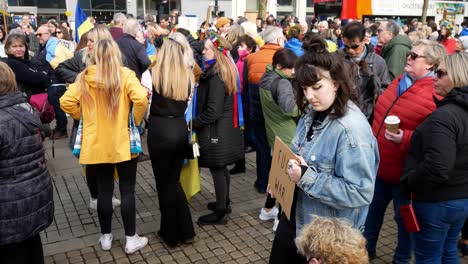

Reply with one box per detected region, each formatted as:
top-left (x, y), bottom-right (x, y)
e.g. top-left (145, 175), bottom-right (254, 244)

top-left (259, 65), bottom-right (298, 148)
top-left (381, 34), bottom-right (412, 81)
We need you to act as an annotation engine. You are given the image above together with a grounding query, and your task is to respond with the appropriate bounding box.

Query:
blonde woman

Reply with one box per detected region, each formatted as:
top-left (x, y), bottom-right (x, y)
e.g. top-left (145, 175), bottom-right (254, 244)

top-left (147, 32), bottom-right (196, 248)
top-left (296, 216), bottom-right (369, 264)
top-left (56, 26), bottom-right (123, 211)
top-left (60, 39), bottom-right (148, 254)
top-left (195, 33), bottom-right (244, 225)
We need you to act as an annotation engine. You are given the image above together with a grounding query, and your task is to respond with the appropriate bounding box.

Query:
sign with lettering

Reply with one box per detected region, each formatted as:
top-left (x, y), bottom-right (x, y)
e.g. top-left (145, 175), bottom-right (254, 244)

top-left (268, 137), bottom-right (297, 220)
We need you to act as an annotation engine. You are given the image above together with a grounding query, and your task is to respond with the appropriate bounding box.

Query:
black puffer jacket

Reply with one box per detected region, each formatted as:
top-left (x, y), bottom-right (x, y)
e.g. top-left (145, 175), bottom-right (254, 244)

top-left (0, 92), bottom-right (54, 245)
top-left (193, 64), bottom-right (244, 168)
top-left (402, 86), bottom-right (468, 202)
top-left (117, 34), bottom-right (151, 80)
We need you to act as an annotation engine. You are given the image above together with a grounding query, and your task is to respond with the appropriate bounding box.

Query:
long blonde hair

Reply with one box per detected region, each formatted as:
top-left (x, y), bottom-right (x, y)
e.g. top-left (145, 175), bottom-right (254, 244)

top-left (77, 39), bottom-right (123, 117)
top-left (207, 35), bottom-right (237, 95)
top-left (152, 32), bottom-right (195, 101)
top-left (81, 26), bottom-right (114, 65)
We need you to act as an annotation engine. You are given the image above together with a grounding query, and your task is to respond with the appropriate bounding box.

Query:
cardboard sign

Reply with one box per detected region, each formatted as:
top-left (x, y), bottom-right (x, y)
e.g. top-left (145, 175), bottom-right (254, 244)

top-left (268, 137), bottom-right (297, 220)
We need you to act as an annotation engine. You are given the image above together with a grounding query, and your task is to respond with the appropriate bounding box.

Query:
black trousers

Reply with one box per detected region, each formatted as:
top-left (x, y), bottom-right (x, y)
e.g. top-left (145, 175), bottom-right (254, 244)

top-left (0, 234), bottom-right (44, 264)
top-left (269, 213), bottom-right (306, 264)
top-left (86, 158), bottom-right (138, 236)
top-left (210, 167), bottom-right (230, 209)
top-left (148, 116), bottom-right (195, 244)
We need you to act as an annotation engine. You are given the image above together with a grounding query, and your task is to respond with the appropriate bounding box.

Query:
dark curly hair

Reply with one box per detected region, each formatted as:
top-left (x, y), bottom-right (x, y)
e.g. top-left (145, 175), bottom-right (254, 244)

top-left (295, 35), bottom-right (357, 118)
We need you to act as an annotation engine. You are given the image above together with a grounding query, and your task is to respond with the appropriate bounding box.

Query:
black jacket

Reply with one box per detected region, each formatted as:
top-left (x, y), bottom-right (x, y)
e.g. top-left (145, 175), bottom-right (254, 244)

top-left (117, 34), bottom-right (151, 80)
top-left (185, 34), bottom-right (204, 68)
top-left (3, 56), bottom-right (50, 97)
top-left (193, 65), bottom-right (244, 168)
top-left (56, 49), bottom-right (129, 83)
top-left (0, 92), bottom-right (54, 245)
top-left (34, 41), bottom-right (65, 84)
top-left (402, 86), bottom-right (468, 202)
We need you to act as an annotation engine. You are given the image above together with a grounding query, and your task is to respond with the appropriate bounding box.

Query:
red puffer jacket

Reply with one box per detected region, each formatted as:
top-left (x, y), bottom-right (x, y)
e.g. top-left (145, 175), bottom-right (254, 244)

top-left (372, 75), bottom-right (438, 184)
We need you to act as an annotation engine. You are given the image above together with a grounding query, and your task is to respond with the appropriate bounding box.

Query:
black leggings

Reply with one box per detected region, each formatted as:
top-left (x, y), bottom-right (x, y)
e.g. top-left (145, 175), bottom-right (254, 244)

top-left (210, 167), bottom-right (230, 210)
top-left (0, 234), bottom-right (44, 264)
top-left (86, 158), bottom-right (138, 236)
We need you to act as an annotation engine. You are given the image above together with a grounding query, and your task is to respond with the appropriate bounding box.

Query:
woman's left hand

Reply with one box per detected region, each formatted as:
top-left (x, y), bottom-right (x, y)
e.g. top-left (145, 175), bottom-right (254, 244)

top-left (287, 159), bottom-right (302, 183)
top-left (385, 129), bottom-right (404, 144)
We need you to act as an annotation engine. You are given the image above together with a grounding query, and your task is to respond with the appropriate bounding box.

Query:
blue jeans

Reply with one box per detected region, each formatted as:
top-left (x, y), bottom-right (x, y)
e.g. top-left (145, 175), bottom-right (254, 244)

top-left (251, 120), bottom-right (271, 192)
top-left (47, 85), bottom-right (68, 132)
top-left (364, 177), bottom-right (413, 263)
top-left (413, 199), bottom-right (468, 264)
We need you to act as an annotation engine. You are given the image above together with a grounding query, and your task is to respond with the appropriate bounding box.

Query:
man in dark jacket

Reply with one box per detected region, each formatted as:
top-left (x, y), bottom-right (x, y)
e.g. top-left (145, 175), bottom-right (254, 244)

top-left (34, 25), bottom-right (70, 139)
top-left (177, 28), bottom-right (204, 68)
top-left (378, 20), bottom-right (412, 80)
top-left (342, 21), bottom-right (390, 122)
top-left (0, 62), bottom-right (54, 263)
top-left (109, 12), bottom-right (126, 41)
top-left (117, 18), bottom-right (151, 80)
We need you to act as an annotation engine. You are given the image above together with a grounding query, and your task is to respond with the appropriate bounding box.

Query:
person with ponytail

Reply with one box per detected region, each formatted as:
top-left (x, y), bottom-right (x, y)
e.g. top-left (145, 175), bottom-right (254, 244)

top-left (193, 32), bottom-right (244, 225)
top-left (60, 39), bottom-right (149, 254)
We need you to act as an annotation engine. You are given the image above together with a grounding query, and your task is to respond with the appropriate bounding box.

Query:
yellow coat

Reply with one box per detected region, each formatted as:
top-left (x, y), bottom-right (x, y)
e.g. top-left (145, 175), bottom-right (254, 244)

top-left (60, 66), bottom-right (148, 165)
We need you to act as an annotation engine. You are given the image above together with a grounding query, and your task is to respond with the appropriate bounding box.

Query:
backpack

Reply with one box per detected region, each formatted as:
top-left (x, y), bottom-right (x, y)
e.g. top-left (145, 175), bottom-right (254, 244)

top-left (29, 93), bottom-right (55, 124)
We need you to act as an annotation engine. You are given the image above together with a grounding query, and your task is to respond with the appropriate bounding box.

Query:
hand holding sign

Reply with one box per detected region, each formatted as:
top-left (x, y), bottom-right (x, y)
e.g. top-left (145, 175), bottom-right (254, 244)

top-left (268, 137), bottom-right (297, 220)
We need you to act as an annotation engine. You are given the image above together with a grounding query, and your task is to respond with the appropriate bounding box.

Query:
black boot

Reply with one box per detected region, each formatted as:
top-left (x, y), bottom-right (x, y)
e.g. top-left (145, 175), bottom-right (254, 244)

top-left (197, 210), bottom-right (227, 225)
top-left (229, 160), bottom-right (246, 174)
top-left (207, 199), bottom-right (232, 214)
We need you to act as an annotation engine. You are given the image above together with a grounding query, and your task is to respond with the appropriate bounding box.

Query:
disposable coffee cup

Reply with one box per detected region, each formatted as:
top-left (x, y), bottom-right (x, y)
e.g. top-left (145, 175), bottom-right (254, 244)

top-left (385, 115), bottom-right (400, 134)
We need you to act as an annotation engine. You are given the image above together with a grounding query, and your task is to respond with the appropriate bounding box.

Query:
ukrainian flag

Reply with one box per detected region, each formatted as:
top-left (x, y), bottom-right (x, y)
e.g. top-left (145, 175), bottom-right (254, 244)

top-left (75, 3), bottom-right (94, 41)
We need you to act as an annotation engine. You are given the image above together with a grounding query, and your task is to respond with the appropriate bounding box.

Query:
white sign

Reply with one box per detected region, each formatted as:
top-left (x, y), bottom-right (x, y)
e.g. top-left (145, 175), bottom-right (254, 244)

top-left (178, 16), bottom-right (198, 33)
top-left (371, 0), bottom-right (466, 17)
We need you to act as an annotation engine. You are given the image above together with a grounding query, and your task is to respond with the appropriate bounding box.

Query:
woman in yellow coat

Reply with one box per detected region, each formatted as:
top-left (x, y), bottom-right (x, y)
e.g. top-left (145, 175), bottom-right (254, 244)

top-left (60, 39), bottom-right (148, 254)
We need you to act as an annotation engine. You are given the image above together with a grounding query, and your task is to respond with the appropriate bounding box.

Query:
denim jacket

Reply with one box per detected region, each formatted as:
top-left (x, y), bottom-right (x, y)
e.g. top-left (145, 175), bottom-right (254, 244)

top-left (291, 101), bottom-right (379, 233)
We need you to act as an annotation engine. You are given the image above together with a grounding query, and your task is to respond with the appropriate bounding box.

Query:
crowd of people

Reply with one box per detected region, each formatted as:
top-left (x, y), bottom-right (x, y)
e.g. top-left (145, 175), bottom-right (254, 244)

top-left (1, 11), bottom-right (468, 264)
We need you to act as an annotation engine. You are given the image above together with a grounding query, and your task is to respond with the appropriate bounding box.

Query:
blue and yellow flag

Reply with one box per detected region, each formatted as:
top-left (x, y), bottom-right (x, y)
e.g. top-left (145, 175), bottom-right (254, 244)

top-left (75, 3), bottom-right (93, 41)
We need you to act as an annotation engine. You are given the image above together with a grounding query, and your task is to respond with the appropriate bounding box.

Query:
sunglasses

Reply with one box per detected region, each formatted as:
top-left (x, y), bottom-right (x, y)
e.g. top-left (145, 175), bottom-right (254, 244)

top-left (435, 69), bottom-right (448, 79)
top-left (35, 32), bottom-right (49, 37)
top-left (407, 51), bottom-right (426, 60)
top-left (56, 31), bottom-right (62, 34)
top-left (344, 43), bottom-right (361, 50)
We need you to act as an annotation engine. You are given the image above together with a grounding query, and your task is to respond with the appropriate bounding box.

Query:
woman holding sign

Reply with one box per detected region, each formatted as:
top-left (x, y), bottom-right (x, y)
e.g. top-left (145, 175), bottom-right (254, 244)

top-left (269, 36), bottom-right (379, 263)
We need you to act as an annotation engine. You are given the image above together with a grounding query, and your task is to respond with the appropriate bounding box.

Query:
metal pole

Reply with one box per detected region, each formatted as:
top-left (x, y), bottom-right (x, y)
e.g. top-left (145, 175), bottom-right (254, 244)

top-left (215, 0), bottom-right (218, 17)
top-left (143, 0), bottom-right (146, 16)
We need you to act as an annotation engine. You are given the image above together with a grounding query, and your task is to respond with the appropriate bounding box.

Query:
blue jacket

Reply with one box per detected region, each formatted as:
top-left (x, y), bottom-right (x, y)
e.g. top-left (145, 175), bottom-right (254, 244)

top-left (290, 101), bottom-right (379, 233)
top-left (284, 38), bottom-right (304, 57)
top-left (460, 28), bottom-right (468, 37)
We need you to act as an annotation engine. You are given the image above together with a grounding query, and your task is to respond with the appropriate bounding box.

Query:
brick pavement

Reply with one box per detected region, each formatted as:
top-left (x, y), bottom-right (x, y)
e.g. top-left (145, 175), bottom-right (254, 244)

top-left (40, 134), bottom-right (468, 264)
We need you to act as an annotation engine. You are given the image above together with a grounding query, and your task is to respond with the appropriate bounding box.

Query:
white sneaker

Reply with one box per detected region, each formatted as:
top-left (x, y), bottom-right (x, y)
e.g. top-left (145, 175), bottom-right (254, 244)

top-left (273, 218), bottom-right (279, 232)
top-left (99, 233), bottom-right (113, 250)
top-left (125, 234), bottom-right (148, 254)
top-left (89, 197), bottom-right (121, 210)
top-left (259, 207), bottom-right (279, 221)
top-left (89, 198), bottom-right (97, 210)
top-left (112, 196), bottom-right (121, 208)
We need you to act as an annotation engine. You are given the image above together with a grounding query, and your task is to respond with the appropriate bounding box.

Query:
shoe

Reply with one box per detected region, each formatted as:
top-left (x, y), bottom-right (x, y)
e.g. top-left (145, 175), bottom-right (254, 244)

top-left (197, 210), bottom-right (227, 225)
top-left (90, 197), bottom-right (120, 210)
top-left (272, 218), bottom-right (279, 232)
top-left (180, 237), bottom-right (195, 245)
top-left (112, 196), bottom-right (121, 208)
top-left (89, 198), bottom-right (97, 210)
top-left (157, 230), bottom-right (178, 248)
top-left (254, 184), bottom-right (266, 194)
top-left (138, 153), bottom-right (150, 162)
top-left (207, 200), bottom-right (232, 214)
top-left (245, 146), bottom-right (255, 153)
top-left (99, 233), bottom-right (113, 251)
top-left (125, 234), bottom-right (148, 254)
top-left (229, 165), bottom-right (246, 174)
top-left (51, 130), bottom-right (68, 140)
top-left (259, 207), bottom-right (279, 221)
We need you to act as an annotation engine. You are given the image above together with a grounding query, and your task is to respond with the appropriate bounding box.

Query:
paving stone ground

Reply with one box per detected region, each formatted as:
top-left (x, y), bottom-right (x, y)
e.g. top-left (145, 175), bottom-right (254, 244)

top-left (40, 128), bottom-right (468, 264)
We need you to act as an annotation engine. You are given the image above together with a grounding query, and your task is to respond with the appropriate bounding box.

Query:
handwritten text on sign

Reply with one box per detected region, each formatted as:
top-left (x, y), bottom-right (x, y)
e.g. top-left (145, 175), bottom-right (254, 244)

top-left (268, 137), bottom-right (296, 220)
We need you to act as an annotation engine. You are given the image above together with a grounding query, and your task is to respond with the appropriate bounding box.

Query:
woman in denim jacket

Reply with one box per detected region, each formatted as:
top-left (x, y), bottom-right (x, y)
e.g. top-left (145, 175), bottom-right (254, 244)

top-left (269, 37), bottom-right (379, 264)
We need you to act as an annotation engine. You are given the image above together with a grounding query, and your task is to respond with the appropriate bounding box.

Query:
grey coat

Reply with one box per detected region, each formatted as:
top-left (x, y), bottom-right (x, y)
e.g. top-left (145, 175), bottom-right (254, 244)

top-left (0, 92), bottom-right (54, 245)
